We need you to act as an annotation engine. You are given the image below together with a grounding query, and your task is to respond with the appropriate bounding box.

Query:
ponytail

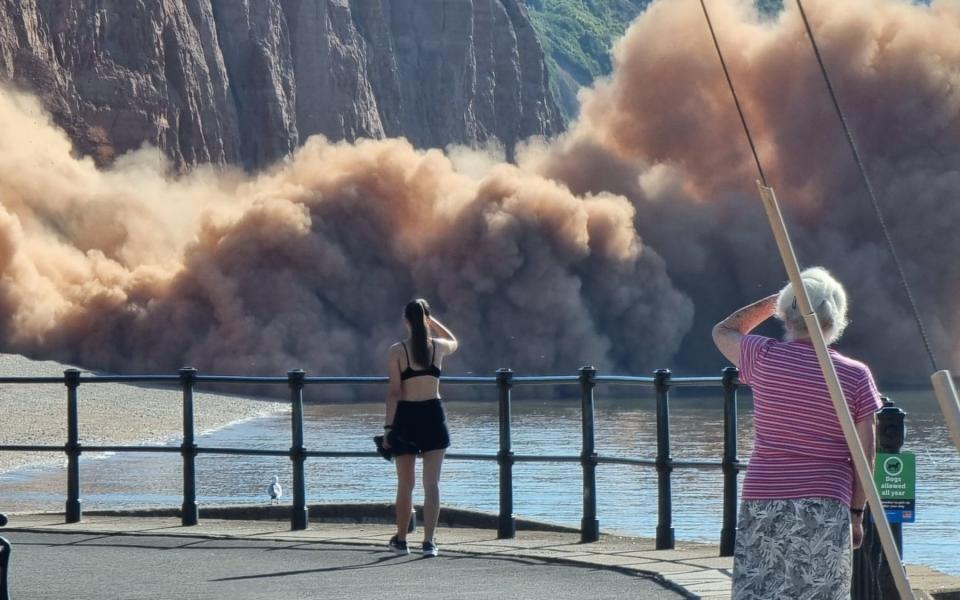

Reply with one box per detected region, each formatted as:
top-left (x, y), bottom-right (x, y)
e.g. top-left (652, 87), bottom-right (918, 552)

top-left (404, 300), bottom-right (430, 366)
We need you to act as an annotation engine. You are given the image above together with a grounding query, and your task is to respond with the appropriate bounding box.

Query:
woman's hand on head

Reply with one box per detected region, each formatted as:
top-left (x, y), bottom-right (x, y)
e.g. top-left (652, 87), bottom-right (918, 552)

top-left (712, 294), bottom-right (778, 366)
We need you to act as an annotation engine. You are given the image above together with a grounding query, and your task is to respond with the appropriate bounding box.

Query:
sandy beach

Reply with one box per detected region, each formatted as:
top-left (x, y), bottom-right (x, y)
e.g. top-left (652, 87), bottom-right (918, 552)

top-left (0, 354), bottom-right (288, 474)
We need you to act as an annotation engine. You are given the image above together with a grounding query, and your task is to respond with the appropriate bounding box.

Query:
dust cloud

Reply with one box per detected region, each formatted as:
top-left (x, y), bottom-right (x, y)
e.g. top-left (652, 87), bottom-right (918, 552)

top-left (0, 89), bottom-right (690, 384)
top-left (526, 0), bottom-right (960, 380)
top-left (1, 0), bottom-right (957, 384)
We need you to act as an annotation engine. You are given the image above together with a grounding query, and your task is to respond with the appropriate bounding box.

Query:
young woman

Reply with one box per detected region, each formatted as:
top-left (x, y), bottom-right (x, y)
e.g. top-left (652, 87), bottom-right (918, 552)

top-left (712, 267), bottom-right (881, 599)
top-left (383, 298), bottom-right (458, 557)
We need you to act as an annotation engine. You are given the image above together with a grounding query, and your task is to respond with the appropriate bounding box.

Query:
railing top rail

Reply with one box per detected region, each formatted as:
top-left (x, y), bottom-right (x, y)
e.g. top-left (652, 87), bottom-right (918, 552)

top-left (303, 376), bottom-right (386, 384)
top-left (592, 375), bottom-right (742, 388)
top-left (670, 377), bottom-right (729, 388)
top-left (0, 376), bottom-right (69, 384)
top-left (512, 375), bottom-right (580, 385)
top-left (300, 376), bottom-right (527, 385)
top-left (0, 371), bottom-right (743, 389)
top-left (303, 375), bottom-right (585, 386)
top-left (593, 375), bottom-right (656, 385)
top-left (83, 375), bottom-right (181, 384)
top-left (196, 375), bottom-right (289, 384)
top-left (427, 376), bottom-right (495, 385)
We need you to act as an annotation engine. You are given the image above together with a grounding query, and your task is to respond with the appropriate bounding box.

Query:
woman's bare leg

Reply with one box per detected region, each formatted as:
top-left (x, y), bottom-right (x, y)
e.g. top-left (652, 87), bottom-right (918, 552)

top-left (394, 454), bottom-right (416, 539)
top-left (420, 448), bottom-right (445, 542)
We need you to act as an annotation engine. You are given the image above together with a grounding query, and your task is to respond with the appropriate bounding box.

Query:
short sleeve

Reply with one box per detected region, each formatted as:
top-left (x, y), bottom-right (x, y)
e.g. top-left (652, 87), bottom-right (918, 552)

top-left (854, 367), bottom-right (883, 422)
top-left (739, 334), bottom-right (775, 384)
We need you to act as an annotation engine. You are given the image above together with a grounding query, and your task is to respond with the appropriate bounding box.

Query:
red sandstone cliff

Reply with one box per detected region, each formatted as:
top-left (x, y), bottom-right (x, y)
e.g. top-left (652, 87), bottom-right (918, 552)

top-left (0, 0), bottom-right (562, 168)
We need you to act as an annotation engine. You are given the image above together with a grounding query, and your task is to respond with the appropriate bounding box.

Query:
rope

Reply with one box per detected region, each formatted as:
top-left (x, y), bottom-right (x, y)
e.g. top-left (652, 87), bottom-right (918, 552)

top-left (698, 0), bottom-right (768, 186)
top-left (795, 0), bottom-right (940, 373)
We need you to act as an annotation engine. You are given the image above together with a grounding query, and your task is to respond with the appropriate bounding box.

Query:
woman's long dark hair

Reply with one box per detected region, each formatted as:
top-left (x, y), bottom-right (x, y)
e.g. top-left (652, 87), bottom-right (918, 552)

top-left (403, 299), bottom-right (431, 366)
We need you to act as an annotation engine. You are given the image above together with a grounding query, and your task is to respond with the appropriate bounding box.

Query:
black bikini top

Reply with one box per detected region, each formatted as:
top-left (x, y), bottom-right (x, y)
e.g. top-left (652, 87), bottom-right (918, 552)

top-left (400, 341), bottom-right (441, 381)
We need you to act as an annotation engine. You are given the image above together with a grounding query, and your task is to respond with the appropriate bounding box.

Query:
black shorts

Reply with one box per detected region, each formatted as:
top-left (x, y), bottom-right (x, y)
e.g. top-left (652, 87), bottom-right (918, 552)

top-left (389, 399), bottom-right (450, 455)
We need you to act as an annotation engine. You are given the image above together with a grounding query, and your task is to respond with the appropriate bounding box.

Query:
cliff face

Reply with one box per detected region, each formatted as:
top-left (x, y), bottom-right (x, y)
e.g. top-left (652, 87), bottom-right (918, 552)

top-left (525, 0), bottom-right (650, 119)
top-left (0, 0), bottom-right (562, 168)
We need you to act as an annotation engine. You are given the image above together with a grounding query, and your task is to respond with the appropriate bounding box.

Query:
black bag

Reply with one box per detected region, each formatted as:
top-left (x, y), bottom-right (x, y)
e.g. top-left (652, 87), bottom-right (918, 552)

top-left (373, 435), bottom-right (393, 461)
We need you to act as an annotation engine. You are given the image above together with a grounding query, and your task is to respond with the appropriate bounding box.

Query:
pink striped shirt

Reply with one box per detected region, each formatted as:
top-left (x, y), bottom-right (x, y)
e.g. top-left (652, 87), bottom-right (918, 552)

top-left (739, 334), bottom-right (882, 506)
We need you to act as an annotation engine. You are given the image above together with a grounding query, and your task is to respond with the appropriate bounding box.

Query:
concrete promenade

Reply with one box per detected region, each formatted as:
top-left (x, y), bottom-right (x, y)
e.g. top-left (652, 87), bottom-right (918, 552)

top-left (3, 509), bottom-right (959, 599)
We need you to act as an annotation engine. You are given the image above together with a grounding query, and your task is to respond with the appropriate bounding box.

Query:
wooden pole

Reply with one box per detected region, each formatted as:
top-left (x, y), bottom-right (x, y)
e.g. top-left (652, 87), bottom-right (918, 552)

top-left (931, 370), bottom-right (960, 453)
top-left (756, 182), bottom-right (915, 600)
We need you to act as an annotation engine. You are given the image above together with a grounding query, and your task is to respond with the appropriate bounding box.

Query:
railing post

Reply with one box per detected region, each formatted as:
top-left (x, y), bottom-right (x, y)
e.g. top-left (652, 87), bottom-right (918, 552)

top-left (654, 368), bottom-right (674, 550)
top-left (720, 366), bottom-right (740, 556)
top-left (64, 368), bottom-right (82, 523)
top-left (179, 367), bottom-right (199, 526)
top-left (852, 396), bottom-right (905, 600)
top-left (288, 369), bottom-right (309, 530)
top-left (496, 368), bottom-right (516, 539)
top-left (579, 366), bottom-right (599, 543)
top-left (0, 513), bottom-right (10, 600)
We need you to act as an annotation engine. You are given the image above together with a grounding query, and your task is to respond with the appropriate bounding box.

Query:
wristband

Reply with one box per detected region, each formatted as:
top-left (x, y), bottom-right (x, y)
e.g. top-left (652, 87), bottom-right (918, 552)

top-left (850, 507), bottom-right (865, 515)
top-left (384, 425), bottom-right (393, 430)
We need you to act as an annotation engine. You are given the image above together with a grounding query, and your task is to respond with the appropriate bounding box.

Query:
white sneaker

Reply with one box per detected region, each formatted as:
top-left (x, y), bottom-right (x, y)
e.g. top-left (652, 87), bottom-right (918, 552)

top-left (422, 541), bottom-right (439, 557)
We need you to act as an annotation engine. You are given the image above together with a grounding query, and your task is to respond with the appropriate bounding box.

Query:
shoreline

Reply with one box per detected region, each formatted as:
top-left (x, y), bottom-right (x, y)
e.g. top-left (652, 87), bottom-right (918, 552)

top-left (0, 353), bottom-right (288, 475)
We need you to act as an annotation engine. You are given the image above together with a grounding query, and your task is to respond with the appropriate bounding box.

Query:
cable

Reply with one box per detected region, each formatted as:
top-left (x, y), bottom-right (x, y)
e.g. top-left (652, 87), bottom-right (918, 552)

top-left (698, 0), bottom-right (768, 186)
top-left (795, 0), bottom-right (939, 373)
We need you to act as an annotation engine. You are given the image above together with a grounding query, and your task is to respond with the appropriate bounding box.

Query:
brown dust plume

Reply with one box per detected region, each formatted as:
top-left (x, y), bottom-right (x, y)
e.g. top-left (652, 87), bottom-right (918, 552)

top-left (0, 88), bottom-right (691, 385)
top-left (525, 0), bottom-right (960, 379)
top-left (2, 0), bottom-right (959, 384)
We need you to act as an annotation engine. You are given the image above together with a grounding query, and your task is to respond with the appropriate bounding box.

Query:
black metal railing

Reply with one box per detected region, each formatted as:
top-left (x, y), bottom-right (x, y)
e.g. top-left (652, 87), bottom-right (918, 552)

top-left (0, 365), bottom-right (746, 555)
top-left (0, 512), bottom-right (9, 600)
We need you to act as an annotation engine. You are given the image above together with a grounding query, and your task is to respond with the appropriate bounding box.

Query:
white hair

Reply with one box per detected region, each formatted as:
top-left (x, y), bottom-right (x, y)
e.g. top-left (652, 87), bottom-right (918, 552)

top-left (775, 267), bottom-right (849, 344)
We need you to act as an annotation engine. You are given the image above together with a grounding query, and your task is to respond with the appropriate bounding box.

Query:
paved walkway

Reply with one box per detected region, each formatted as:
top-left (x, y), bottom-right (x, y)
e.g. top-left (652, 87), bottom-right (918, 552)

top-left (3, 512), bottom-right (959, 599)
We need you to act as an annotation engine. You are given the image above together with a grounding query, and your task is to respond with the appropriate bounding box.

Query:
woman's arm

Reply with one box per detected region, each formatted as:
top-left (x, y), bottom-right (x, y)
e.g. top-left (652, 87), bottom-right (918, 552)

top-left (850, 414), bottom-right (876, 548)
top-left (428, 315), bottom-right (458, 353)
top-left (383, 345), bottom-right (403, 446)
top-left (851, 416), bottom-right (877, 510)
top-left (712, 294), bottom-right (778, 366)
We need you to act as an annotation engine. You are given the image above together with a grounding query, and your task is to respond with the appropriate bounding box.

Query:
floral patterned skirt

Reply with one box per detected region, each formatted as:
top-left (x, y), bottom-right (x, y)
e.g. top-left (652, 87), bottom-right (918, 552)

top-left (732, 498), bottom-right (852, 600)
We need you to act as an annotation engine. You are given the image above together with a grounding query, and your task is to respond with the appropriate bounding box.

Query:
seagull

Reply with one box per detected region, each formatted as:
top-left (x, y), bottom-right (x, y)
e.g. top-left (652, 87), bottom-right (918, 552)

top-left (267, 476), bottom-right (282, 504)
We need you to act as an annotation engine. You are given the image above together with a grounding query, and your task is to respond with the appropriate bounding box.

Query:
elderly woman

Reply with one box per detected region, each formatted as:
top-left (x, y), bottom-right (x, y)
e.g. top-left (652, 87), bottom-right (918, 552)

top-left (712, 267), bottom-right (882, 600)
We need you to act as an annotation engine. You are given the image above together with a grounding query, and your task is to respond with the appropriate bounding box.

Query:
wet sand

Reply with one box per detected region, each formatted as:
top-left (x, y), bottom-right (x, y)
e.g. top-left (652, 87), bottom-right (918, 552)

top-left (0, 354), bottom-right (287, 473)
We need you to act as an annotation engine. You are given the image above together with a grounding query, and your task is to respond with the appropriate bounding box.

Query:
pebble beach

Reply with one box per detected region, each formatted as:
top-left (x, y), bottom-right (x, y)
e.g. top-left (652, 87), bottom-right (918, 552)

top-left (0, 354), bottom-right (287, 474)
